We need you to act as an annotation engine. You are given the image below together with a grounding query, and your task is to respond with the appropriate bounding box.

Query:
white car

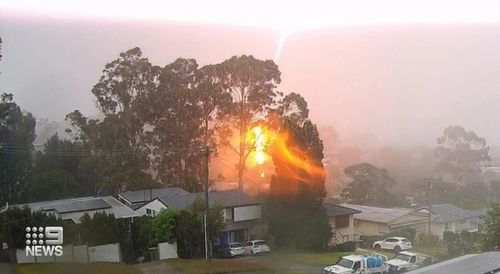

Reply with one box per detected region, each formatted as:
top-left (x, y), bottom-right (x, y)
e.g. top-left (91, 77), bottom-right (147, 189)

top-left (373, 237), bottom-right (412, 252)
top-left (244, 240), bottom-right (270, 255)
top-left (228, 242), bottom-right (245, 257)
top-left (387, 251), bottom-right (419, 273)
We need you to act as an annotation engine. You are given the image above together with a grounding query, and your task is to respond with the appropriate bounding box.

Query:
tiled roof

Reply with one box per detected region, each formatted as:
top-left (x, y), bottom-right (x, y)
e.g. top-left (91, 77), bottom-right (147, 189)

top-left (14, 196), bottom-right (139, 223)
top-left (344, 203), bottom-right (428, 225)
top-left (118, 187), bottom-right (188, 204)
top-left (156, 190), bottom-right (260, 210)
top-left (324, 203), bottom-right (361, 217)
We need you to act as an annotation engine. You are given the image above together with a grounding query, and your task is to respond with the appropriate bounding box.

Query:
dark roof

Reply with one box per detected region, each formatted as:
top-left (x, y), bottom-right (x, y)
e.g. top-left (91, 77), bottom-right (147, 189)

top-left (344, 203), bottom-right (428, 225)
top-left (406, 252), bottom-right (500, 274)
top-left (425, 203), bottom-right (484, 223)
top-left (118, 187), bottom-right (188, 204)
top-left (13, 196), bottom-right (139, 223)
top-left (324, 203), bottom-right (361, 217)
top-left (43, 199), bottom-right (111, 213)
top-left (156, 190), bottom-right (260, 210)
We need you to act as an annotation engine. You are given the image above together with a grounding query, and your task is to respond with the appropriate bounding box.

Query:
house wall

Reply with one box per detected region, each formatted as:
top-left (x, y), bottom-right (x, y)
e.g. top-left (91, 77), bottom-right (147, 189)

top-left (234, 205), bottom-right (262, 221)
top-left (217, 205), bottom-right (263, 245)
top-left (420, 222), bottom-right (446, 239)
top-left (354, 219), bottom-right (389, 236)
top-left (62, 208), bottom-right (131, 223)
top-left (136, 200), bottom-right (166, 216)
top-left (330, 214), bottom-right (356, 244)
top-left (390, 222), bottom-right (428, 235)
top-left (437, 217), bottom-right (479, 236)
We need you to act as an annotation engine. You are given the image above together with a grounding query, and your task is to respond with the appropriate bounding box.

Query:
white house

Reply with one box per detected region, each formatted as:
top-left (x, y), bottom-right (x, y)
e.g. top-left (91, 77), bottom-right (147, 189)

top-left (416, 203), bottom-right (485, 239)
top-left (136, 190), bottom-right (263, 244)
top-left (14, 196), bottom-right (139, 223)
top-left (117, 187), bottom-right (188, 210)
top-left (344, 203), bottom-right (429, 236)
top-left (324, 203), bottom-right (361, 244)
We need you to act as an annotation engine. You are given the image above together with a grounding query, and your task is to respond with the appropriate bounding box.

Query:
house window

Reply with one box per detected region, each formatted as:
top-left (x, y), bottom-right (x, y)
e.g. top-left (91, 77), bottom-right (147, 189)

top-left (146, 209), bottom-right (152, 215)
top-left (335, 215), bottom-right (349, 228)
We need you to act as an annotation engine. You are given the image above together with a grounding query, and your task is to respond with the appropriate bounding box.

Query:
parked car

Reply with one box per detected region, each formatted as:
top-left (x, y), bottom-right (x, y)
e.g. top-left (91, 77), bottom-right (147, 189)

top-left (323, 253), bottom-right (389, 274)
top-left (373, 237), bottom-right (412, 252)
top-left (215, 242), bottom-right (245, 258)
top-left (244, 240), bottom-right (270, 255)
top-left (386, 251), bottom-right (419, 273)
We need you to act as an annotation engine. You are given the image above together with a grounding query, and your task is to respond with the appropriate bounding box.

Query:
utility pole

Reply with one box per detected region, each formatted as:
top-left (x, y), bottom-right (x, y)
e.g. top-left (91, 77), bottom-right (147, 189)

top-left (203, 145), bottom-right (215, 261)
top-left (427, 180), bottom-right (433, 251)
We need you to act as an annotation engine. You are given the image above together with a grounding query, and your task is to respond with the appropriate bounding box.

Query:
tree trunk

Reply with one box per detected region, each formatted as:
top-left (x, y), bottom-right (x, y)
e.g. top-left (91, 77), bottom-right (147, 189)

top-left (238, 117), bottom-right (245, 191)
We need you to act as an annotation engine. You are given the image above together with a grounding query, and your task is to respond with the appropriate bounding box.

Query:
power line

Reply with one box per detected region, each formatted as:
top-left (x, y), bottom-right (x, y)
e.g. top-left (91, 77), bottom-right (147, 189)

top-left (0, 145), bottom-right (214, 156)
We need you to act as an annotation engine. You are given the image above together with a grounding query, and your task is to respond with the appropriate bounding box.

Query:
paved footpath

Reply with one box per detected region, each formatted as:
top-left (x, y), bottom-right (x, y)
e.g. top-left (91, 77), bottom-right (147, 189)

top-left (0, 263), bottom-right (16, 274)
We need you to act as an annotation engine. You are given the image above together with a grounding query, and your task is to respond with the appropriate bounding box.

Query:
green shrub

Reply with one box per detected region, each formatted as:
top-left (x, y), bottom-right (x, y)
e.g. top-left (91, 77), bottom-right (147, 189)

top-left (443, 231), bottom-right (459, 243)
top-left (417, 233), bottom-right (439, 246)
top-left (330, 241), bottom-right (357, 252)
top-left (386, 228), bottom-right (417, 242)
top-left (358, 235), bottom-right (384, 249)
top-left (152, 208), bottom-right (180, 245)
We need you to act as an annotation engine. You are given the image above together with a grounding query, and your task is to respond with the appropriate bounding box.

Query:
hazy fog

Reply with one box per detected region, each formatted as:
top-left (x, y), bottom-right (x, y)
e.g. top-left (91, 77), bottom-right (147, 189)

top-left (1, 14), bottom-right (500, 148)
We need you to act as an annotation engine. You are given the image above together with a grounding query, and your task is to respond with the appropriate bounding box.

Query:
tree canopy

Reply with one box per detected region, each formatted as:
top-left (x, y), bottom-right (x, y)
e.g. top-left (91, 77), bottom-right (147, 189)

top-left (267, 114), bottom-right (331, 251)
top-left (0, 93), bottom-right (36, 203)
top-left (341, 162), bottom-right (403, 206)
top-left (435, 125), bottom-right (490, 185)
top-left (481, 203), bottom-right (500, 251)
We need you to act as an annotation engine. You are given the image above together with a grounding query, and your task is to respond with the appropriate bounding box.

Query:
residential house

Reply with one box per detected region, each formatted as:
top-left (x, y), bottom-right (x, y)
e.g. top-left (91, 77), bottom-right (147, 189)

top-left (344, 204), bottom-right (429, 236)
top-left (416, 203), bottom-right (485, 239)
top-left (117, 187), bottom-right (188, 209)
top-left (14, 196), bottom-right (139, 223)
top-left (136, 190), bottom-right (263, 244)
top-left (324, 203), bottom-right (361, 244)
top-left (406, 252), bottom-right (500, 274)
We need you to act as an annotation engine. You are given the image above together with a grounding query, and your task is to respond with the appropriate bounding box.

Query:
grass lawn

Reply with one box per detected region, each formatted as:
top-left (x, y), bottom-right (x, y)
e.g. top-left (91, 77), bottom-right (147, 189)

top-left (166, 258), bottom-right (272, 274)
top-left (166, 250), bottom-right (396, 273)
top-left (16, 263), bottom-right (141, 274)
top-left (271, 251), bottom-right (354, 266)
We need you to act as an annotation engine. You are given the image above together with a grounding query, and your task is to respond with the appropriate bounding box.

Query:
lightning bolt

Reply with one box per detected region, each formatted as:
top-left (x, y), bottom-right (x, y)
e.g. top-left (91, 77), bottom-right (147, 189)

top-left (273, 32), bottom-right (288, 63)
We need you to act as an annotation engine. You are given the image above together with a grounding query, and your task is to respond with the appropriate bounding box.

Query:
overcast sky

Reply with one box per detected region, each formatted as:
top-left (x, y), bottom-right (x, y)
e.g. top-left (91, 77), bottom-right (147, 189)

top-left (1, 3), bottom-right (500, 147)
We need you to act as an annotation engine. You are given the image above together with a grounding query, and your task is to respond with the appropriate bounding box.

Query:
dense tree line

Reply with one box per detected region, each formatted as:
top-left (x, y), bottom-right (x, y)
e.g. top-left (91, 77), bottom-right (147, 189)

top-left (266, 114), bottom-right (333, 251)
top-left (339, 125), bottom-right (494, 209)
top-left (0, 45), bottom-right (308, 202)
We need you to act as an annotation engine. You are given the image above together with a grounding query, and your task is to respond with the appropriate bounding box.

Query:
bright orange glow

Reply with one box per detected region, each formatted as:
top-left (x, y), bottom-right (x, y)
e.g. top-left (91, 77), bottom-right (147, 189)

top-left (272, 131), bottom-right (326, 183)
top-left (253, 127), bottom-right (266, 165)
top-left (246, 126), bottom-right (275, 167)
top-left (236, 122), bottom-right (326, 194)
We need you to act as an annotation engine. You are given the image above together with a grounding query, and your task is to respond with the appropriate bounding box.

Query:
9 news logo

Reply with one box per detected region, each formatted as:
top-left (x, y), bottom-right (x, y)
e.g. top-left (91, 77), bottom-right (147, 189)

top-left (25, 226), bottom-right (64, 257)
